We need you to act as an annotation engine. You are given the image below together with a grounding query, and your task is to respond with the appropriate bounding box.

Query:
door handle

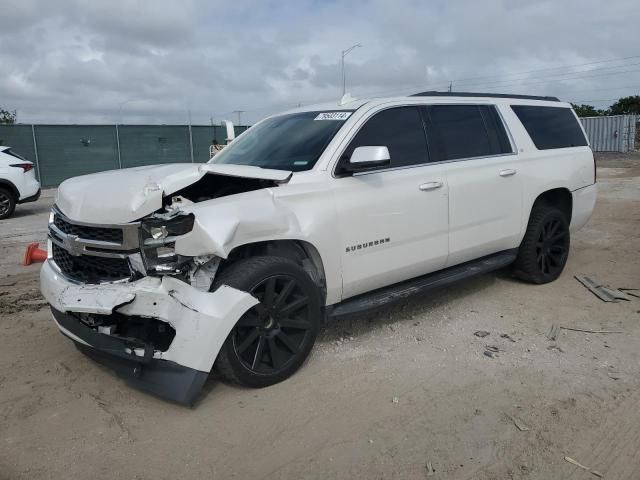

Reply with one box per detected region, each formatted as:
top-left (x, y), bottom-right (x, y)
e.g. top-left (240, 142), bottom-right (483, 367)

top-left (419, 181), bottom-right (443, 191)
top-left (499, 169), bottom-right (517, 177)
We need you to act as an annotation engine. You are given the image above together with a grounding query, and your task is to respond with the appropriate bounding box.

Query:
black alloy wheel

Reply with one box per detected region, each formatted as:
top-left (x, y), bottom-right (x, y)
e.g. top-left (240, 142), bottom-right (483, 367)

top-left (535, 217), bottom-right (569, 276)
top-left (232, 274), bottom-right (314, 374)
top-left (213, 256), bottom-right (321, 387)
top-left (514, 204), bottom-right (570, 284)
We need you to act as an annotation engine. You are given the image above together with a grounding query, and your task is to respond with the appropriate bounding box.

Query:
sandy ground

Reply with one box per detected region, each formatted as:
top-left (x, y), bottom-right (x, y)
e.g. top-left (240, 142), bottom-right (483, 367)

top-left (0, 154), bottom-right (639, 480)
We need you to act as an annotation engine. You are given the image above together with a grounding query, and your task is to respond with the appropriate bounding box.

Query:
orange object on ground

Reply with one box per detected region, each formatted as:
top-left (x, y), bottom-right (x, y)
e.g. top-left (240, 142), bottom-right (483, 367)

top-left (23, 242), bottom-right (47, 266)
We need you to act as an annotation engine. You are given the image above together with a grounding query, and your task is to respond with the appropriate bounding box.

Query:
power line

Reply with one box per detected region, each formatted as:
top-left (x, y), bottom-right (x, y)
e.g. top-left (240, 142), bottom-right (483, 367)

top-left (457, 63), bottom-right (640, 88)
top-left (459, 67), bottom-right (640, 92)
top-left (450, 54), bottom-right (640, 84)
top-left (205, 55), bottom-right (640, 122)
top-left (360, 58), bottom-right (640, 100)
top-left (571, 99), bottom-right (620, 103)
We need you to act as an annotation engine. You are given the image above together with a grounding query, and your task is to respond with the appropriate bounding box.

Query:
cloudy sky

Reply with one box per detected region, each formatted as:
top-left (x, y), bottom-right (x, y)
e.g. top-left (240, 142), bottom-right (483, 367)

top-left (1, 0), bottom-right (639, 125)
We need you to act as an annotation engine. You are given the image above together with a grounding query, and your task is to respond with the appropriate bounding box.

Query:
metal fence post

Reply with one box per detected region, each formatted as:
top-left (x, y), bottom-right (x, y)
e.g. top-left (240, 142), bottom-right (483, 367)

top-left (188, 124), bottom-right (194, 163)
top-left (30, 124), bottom-right (42, 183)
top-left (115, 124), bottom-right (122, 169)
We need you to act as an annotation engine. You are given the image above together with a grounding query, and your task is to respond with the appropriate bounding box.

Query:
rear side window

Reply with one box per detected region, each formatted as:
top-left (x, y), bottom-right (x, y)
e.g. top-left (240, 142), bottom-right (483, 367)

top-left (4, 148), bottom-right (27, 161)
top-left (342, 106), bottom-right (428, 169)
top-left (511, 106), bottom-right (588, 150)
top-left (424, 105), bottom-right (512, 162)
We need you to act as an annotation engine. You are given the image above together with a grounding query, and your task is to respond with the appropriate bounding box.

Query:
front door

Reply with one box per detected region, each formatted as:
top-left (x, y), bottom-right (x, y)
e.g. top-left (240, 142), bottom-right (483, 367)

top-left (329, 106), bottom-right (450, 299)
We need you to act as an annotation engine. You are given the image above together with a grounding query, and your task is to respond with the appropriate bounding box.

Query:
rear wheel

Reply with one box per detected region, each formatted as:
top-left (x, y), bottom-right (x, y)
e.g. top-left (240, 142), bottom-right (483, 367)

top-left (514, 204), bottom-right (570, 284)
top-left (212, 256), bottom-right (321, 387)
top-left (0, 188), bottom-right (16, 220)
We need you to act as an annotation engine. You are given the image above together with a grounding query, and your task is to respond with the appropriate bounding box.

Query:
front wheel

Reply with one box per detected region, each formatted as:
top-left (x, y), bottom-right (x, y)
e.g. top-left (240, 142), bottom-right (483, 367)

top-left (212, 256), bottom-right (321, 387)
top-left (513, 204), bottom-right (570, 284)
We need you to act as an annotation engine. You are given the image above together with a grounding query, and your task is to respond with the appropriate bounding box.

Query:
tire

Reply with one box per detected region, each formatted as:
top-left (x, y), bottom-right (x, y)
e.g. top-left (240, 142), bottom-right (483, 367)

top-left (212, 256), bottom-right (322, 387)
top-left (0, 188), bottom-right (16, 220)
top-left (513, 204), bottom-right (570, 284)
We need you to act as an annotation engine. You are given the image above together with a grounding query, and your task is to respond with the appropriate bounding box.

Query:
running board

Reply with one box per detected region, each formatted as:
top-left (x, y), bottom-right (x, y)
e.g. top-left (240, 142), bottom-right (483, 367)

top-left (327, 249), bottom-right (518, 319)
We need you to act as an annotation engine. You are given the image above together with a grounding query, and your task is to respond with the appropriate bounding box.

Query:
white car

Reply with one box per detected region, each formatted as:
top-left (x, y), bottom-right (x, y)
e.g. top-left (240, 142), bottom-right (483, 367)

top-left (40, 92), bottom-right (597, 404)
top-left (0, 146), bottom-right (41, 219)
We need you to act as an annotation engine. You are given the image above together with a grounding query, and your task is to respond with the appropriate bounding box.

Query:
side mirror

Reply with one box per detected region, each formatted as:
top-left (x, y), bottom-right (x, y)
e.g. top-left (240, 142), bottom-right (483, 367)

top-left (348, 146), bottom-right (391, 172)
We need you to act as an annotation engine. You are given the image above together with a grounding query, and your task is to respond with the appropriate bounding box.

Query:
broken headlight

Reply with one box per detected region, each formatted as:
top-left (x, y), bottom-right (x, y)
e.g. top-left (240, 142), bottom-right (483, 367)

top-left (140, 213), bottom-right (195, 274)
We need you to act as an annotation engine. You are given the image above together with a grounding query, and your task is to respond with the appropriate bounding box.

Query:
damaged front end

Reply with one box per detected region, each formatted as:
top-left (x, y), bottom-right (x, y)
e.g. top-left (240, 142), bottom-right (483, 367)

top-left (40, 168), bottom-right (288, 404)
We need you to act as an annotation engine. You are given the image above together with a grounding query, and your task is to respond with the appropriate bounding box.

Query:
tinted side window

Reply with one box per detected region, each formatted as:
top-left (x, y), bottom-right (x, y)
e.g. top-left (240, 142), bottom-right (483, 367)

top-left (341, 106), bottom-right (428, 170)
top-left (479, 105), bottom-right (513, 155)
top-left (424, 105), bottom-right (511, 162)
top-left (511, 106), bottom-right (588, 150)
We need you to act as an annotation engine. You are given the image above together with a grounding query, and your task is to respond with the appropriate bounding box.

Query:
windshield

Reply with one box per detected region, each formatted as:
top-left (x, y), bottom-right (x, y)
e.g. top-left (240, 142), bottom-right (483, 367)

top-left (210, 111), bottom-right (352, 172)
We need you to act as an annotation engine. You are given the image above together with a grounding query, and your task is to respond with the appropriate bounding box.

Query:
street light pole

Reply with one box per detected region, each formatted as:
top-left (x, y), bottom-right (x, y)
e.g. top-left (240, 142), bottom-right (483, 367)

top-left (232, 110), bottom-right (245, 126)
top-left (117, 99), bottom-right (137, 125)
top-left (341, 43), bottom-right (362, 96)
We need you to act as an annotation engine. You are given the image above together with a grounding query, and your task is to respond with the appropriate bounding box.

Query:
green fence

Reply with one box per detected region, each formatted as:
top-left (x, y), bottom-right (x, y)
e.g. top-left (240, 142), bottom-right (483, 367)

top-left (0, 124), bottom-right (248, 187)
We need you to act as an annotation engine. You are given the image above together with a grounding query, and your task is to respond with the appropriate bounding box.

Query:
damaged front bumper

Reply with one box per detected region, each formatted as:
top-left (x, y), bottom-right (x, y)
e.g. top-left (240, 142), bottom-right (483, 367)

top-left (40, 260), bottom-right (258, 405)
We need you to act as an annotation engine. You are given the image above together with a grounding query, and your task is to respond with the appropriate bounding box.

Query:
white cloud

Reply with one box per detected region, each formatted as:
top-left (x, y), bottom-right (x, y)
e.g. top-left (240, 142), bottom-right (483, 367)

top-left (1, 0), bottom-right (639, 124)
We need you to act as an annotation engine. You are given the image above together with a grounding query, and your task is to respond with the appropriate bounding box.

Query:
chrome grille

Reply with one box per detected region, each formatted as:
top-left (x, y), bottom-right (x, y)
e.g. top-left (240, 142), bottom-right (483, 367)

top-left (53, 215), bottom-right (123, 243)
top-left (52, 244), bottom-right (131, 283)
top-left (48, 207), bottom-right (140, 283)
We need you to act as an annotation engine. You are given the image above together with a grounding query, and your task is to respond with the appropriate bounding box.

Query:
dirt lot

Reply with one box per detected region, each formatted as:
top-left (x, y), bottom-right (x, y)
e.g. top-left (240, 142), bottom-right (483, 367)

top-left (1, 154), bottom-right (639, 480)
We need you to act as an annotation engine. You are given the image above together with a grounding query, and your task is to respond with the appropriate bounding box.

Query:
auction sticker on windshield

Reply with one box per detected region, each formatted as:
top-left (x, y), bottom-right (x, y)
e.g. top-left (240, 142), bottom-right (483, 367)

top-left (314, 112), bottom-right (352, 121)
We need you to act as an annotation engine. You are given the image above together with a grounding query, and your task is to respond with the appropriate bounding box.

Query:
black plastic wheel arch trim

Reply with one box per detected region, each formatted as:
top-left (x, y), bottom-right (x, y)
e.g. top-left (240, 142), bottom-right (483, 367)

top-left (18, 188), bottom-right (41, 204)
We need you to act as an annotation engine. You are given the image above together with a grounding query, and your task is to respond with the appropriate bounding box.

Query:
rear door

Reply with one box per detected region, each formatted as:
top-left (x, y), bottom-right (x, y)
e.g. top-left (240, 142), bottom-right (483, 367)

top-left (329, 106), bottom-right (450, 299)
top-left (422, 104), bottom-right (522, 266)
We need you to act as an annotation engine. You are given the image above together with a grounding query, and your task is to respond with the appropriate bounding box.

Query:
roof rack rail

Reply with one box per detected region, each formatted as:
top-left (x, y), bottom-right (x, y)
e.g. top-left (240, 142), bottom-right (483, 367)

top-left (411, 91), bottom-right (560, 102)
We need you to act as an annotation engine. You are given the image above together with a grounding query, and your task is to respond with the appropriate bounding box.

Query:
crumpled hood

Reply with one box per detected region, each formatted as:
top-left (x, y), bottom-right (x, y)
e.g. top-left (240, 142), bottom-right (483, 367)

top-left (56, 163), bottom-right (292, 224)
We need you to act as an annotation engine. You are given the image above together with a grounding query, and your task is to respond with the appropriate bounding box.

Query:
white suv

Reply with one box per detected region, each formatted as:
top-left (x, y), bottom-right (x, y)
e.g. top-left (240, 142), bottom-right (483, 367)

top-left (0, 146), bottom-right (41, 219)
top-left (40, 92), bottom-right (597, 404)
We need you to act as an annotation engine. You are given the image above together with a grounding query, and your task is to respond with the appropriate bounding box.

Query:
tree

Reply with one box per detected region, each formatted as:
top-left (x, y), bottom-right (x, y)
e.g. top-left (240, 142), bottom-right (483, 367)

top-left (0, 109), bottom-right (17, 124)
top-left (608, 95), bottom-right (640, 115)
top-left (571, 103), bottom-right (602, 117)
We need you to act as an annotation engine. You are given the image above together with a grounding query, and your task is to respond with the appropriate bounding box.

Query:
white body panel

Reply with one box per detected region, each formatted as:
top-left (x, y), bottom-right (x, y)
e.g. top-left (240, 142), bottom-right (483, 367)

top-left (445, 154), bottom-right (523, 266)
top-left (0, 146), bottom-right (40, 200)
top-left (40, 260), bottom-right (258, 372)
top-left (570, 183), bottom-right (598, 232)
top-left (56, 162), bottom-right (291, 224)
top-left (330, 164), bottom-right (448, 298)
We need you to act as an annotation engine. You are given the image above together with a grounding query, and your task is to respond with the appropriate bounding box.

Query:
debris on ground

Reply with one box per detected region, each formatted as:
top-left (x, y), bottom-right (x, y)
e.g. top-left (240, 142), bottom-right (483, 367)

top-left (575, 275), bottom-right (632, 302)
top-left (500, 333), bottom-right (516, 342)
top-left (506, 413), bottom-right (530, 431)
top-left (484, 350), bottom-right (496, 358)
top-left (619, 288), bottom-right (640, 298)
top-left (547, 345), bottom-right (564, 353)
top-left (425, 462), bottom-right (436, 476)
top-left (547, 324), bottom-right (561, 341)
top-left (563, 456), bottom-right (603, 477)
top-left (485, 345), bottom-right (500, 353)
top-left (561, 326), bottom-right (624, 334)
top-left (474, 330), bottom-right (490, 338)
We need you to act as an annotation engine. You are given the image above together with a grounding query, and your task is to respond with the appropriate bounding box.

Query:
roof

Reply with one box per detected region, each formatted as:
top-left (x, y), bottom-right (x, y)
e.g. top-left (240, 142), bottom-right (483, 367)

top-left (411, 91), bottom-right (560, 102)
top-left (279, 91), bottom-right (564, 117)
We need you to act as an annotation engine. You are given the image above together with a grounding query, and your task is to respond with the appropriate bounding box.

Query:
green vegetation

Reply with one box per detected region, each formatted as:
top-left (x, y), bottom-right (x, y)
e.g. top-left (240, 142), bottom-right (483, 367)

top-left (0, 108), bottom-right (17, 124)
top-left (572, 95), bottom-right (640, 117)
